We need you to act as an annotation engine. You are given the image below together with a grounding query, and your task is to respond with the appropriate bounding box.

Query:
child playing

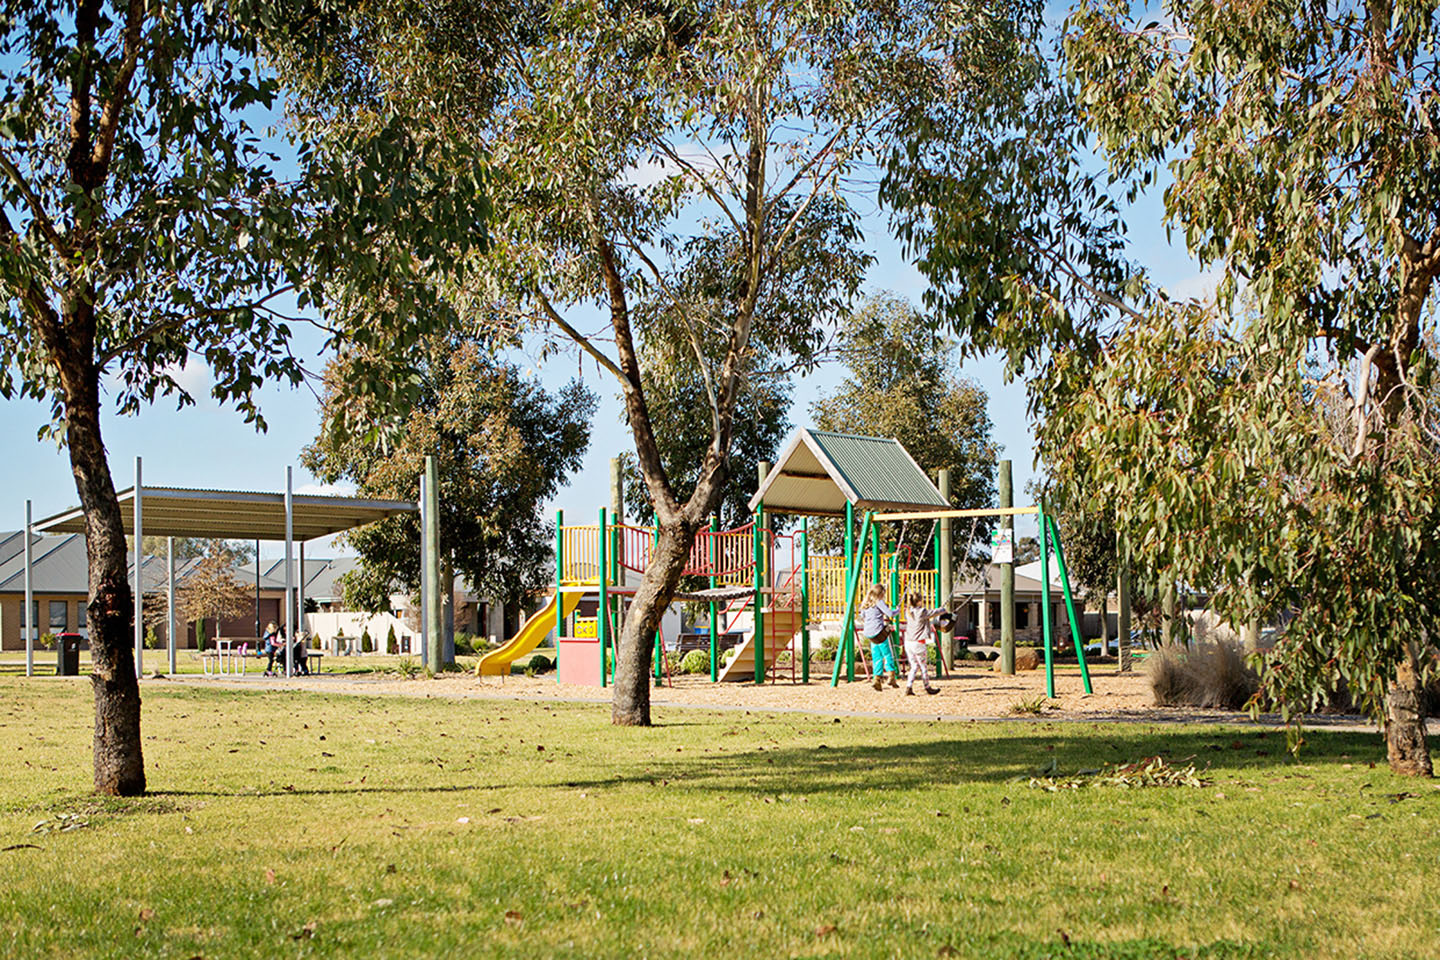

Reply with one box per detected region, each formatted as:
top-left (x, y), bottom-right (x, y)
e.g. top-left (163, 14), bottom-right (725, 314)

top-left (860, 583), bottom-right (899, 690)
top-left (902, 591), bottom-right (943, 696)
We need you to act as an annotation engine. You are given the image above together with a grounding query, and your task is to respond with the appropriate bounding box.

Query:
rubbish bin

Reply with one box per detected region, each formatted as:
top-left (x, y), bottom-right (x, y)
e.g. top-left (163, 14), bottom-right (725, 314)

top-left (56, 633), bottom-right (82, 676)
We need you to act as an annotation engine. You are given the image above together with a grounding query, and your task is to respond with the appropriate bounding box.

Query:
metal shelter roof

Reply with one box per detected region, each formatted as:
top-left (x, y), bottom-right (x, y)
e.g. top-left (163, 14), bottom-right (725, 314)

top-left (33, 486), bottom-right (416, 541)
top-left (747, 429), bottom-right (949, 517)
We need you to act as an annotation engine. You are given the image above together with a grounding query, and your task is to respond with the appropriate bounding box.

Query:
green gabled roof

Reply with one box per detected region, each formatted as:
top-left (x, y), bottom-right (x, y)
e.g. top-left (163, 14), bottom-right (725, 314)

top-left (747, 429), bottom-right (948, 517)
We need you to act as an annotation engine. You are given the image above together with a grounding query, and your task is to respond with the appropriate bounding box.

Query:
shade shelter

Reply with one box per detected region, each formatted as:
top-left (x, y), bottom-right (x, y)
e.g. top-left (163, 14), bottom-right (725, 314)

top-left (746, 428), bottom-right (949, 518)
top-left (29, 461), bottom-right (421, 679)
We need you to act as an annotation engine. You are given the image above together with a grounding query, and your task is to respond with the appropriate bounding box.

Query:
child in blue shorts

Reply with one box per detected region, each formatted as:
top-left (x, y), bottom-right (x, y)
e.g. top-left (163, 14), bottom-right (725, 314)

top-left (860, 583), bottom-right (899, 690)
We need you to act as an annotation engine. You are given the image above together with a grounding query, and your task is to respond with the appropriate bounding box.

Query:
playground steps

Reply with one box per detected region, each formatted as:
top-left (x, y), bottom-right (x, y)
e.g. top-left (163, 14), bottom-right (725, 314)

top-left (716, 607), bottom-right (804, 682)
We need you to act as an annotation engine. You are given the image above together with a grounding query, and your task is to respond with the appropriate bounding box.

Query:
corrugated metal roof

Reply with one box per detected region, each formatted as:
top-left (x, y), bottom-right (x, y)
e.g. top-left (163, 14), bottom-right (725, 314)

top-left (33, 486), bottom-right (415, 541)
top-left (748, 429), bottom-right (948, 517)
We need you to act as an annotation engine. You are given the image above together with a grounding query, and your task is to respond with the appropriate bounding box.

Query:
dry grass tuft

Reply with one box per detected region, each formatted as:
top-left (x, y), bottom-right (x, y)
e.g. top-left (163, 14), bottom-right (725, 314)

top-left (1147, 640), bottom-right (1259, 709)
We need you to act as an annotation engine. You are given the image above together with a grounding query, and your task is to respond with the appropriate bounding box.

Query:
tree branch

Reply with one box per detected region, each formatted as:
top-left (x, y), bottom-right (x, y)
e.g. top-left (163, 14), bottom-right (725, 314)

top-left (0, 145), bottom-right (70, 259)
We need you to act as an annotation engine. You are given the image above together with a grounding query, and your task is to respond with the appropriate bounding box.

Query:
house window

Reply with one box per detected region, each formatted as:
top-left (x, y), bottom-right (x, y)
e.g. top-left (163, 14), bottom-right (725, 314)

top-left (49, 600), bottom-right (67, 631)
top-left (1016, 604), bottom-right (1029, 629)
top-left (77, 603), bottom-right (87, 629)
top-left (989, 602), bottom-right (1001, 629)
top-left (30, 601), bottom-right (39, 631)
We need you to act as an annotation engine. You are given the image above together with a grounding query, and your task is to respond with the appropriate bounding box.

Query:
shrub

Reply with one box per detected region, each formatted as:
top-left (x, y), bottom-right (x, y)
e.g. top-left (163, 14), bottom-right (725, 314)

top-left (816, 633), bottom-right (841, 661)
top-left (38, 632), bottom-right (57, 650)
top-left (144, 627), bottom-right (161, 649)
top-left (454, 631), bottom-right (475, 655)
top-left (385, 624), bottom-right (397, 653)
top-left (396, 657), bottom-right (420, 679)
top-left (1146, 640), bottom-right (1259, 709)
top-left (680, 649), bottom-right (710, 674)
top-left (775, 650), bottom-right (793, 666)
top-left (527, 654), bottom-right (553, 675)
top-left (360, 628), bottom-right (373, 654)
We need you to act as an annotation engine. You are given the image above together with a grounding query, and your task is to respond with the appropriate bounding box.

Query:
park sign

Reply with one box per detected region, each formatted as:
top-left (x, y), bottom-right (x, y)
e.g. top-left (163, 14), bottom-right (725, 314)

top-left (991, 529), bottom-right (1014, 564)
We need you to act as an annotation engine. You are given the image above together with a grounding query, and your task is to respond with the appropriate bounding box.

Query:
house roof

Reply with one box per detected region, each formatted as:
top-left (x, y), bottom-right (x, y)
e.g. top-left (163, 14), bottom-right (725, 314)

top-left (33, 486), bottom-right (416, 542)
top-left (0, 533), bottom-right (171, 595)
top-left (747, 429), bottom-right (948, 517)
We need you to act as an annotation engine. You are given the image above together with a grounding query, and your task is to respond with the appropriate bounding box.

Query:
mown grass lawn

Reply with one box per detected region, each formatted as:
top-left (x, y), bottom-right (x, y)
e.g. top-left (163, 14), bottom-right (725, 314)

top-left (1, 677), bottom-right (1436, 959)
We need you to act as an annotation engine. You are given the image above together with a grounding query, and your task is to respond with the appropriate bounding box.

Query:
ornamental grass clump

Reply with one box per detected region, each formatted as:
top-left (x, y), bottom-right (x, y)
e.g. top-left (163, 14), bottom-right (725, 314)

top-left (1147, 640), bottom-right (1259, 710)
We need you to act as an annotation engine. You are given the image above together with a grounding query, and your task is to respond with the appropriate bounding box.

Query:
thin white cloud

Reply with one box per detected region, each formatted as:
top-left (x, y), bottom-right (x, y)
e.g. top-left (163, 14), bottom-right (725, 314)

top-left (294, 481), bottom-right (357, 497)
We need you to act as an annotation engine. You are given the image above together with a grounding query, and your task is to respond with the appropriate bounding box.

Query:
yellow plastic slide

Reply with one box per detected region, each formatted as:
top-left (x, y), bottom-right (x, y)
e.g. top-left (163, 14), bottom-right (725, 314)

top-left (476, 590), bottom-right (584, 676)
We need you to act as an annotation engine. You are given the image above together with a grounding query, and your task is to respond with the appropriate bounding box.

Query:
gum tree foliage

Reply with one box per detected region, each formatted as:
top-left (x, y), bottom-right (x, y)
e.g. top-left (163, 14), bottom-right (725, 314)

top-left (902, 0), bottom-right (1440, 773)
top-left (809, 294), bottom-right (999, 558)
top-left (303, 333), bottom-right (596, 617)
top-left (0, 2), bottom-right (483, 794)
top-left (289, 0), bottom-right (1040, 725)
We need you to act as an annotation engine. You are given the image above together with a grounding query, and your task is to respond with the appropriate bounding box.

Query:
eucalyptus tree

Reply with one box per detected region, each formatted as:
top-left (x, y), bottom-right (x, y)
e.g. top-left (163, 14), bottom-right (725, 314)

top-left (0, 2), bottom-right (477, 794)
top-left (292, 0), bottom-right (1046, 724)
top-left (898, 0), bottom-right (1440, 773)
top-left (303, 333), bottom-right (595, 619)
top-left (810, 294), bottom-right (999, 556)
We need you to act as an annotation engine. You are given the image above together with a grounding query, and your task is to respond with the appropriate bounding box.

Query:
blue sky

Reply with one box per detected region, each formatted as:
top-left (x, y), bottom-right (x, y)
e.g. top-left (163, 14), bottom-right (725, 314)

top-left (0, 52), bottom-right (1209, 560)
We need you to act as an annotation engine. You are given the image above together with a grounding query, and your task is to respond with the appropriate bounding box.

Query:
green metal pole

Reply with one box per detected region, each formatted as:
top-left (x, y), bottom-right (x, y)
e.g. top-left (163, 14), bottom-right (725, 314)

top-left (709, 514), bottom-right (719, 683)
top-left (870, 523), bottom-right (881, 586)
top-left (1048, 515), bottom-right (1094, 694)
top-left (801, 517), bottom-right (810, 684)
top-left (753, 501), bottom-right (765, 685)
top-left (888, 541), bottom-right (899, 606)
top-left (1039, 500), bottom-right (1055, 699)
top-left (598, 507), bottom-right (608, 688)
top-left (555, 509), bottom-right (564, 683)
top-left (933, 522), bottom-right (944, 677)
top-left (831, 511), bottom-right (873, 686)
top-left (843, 502), bottom-right (854, 679)
top-left (653, 525), bottom-right (663, 682)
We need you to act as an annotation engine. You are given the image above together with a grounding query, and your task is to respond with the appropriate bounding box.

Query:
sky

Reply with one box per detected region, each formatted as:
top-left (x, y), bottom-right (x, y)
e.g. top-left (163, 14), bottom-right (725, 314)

top-left (0, 45), bottom-right (1210, 561)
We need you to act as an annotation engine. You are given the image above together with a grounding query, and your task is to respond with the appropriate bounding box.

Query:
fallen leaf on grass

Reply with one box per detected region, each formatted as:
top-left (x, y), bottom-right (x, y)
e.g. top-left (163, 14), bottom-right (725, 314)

top-left (504, 910), bottom-right (523, 926)
top-left (139, 908), bottom-right (154, 922)
top-left (264, 869), bottom-right (276, 885)
top-left (687, 818), bottom-right (706, 824)
top-left (372, 898), bottom-right (395, 908)
top-left (814, 925), bottom-right (836, 938)
top-left (291, 920), bottom-right (317, 940)
top-left (937, 947), bottom-right (958, 957)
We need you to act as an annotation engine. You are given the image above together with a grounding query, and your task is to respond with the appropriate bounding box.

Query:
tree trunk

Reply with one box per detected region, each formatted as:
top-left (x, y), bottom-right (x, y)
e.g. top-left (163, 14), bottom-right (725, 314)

top-left (1384, 640), bottom-right (1432, 777)
top-left (65, 373), bottom-right (146, 796)
top-left (611, 519), bottom-right (700, 726)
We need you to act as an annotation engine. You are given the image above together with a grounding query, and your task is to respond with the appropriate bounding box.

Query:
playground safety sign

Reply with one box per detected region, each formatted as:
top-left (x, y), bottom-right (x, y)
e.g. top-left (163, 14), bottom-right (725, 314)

top-left (990, 528), bottom-right (1013, 564)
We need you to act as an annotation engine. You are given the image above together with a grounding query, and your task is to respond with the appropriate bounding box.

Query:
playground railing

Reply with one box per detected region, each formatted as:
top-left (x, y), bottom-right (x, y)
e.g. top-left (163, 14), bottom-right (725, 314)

top-left (560, 526), bottom-right (602, 585)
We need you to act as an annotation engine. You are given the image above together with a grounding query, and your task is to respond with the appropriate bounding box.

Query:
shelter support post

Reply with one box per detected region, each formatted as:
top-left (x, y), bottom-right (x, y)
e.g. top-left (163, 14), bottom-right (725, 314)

top-left (24, 499), bottom-right (32, 677)
top-left (167, 538), bottom-right (176, 675)
top-left (134, 457), bottom-right (143, 679)
top-left (284, 466), bottom-right (294, 678)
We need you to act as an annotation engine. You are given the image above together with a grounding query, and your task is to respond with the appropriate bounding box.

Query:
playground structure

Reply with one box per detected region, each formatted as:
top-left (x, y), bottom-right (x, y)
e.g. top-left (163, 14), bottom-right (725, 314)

top-left (493, 429), bottom-right (1094, 698)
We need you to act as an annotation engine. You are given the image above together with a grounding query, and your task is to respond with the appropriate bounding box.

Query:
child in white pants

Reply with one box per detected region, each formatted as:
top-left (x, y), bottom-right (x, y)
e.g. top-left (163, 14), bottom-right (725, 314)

top-left (902, 591), bottom-right (942, 695)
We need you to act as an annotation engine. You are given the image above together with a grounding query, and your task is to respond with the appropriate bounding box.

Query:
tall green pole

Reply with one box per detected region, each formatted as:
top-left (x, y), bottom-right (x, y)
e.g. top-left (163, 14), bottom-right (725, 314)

top-left (831, 511), bottom-right (873, 686)
top-left (709, 515), bottom-right (719, 682)
top-left (653, 525), bottom-right (663, 682)
top-left (753, 499), bottom-right (765, 684)
top-left (801, 517), bottom-right (810, 684)
top-left (998, 459), bottom-right (1016, 674)
top-left (1047, 515), bottom-right (1094, 694)
top-left (598, 507), bottom-right (608, 687)
top-left (843, 502), bottom-right (855, 678)
top-left (870, 522), bottom-right (881, 586)
top-left (938, 468), bottom-right (953, 672)
top-left (555, 509), bottom-right (564, 683)
top-left (888, 541), bottom-right (899, 605)
top-left (933, 521), bottom-right (944, 677)
top-left (1038, 499), bottom-right (1055, 698)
